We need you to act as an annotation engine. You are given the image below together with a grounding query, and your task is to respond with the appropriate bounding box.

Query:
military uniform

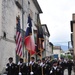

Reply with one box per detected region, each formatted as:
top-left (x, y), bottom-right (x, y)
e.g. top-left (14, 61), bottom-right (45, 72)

top-left (50, 66), bottom-right (62, 75)
top-left (36, 64), bottom-right (42, 75)
top-left (29, 57), bottom-right (38, 75)
top-left (18, 63), bottom-right (27, 75)
top-left (67, 60), bottom-right (74, 75)
top-left (45, 62), bottom-right (51, 75)
top-left (50, 60), bottom-right (62, 75)
top-left (6, 57), bottom-right (16, 75)
top-left (18, 58), bottom-right (27, 75)
top-left (29, 61), bottom-right (38, 75)
top-left (58, 60), bottom-right (66, 75)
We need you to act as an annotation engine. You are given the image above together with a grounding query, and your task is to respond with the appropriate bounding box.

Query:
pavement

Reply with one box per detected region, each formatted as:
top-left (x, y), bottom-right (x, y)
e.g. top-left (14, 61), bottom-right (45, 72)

top-left (64, 69), bottom-right (74, 75)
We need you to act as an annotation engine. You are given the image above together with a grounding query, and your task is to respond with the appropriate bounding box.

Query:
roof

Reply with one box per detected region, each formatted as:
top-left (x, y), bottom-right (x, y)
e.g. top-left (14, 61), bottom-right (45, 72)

top-left (41, 24), bottom-right (50, 37)
top-left (53, 46), bottom-right (61, 50)
top-left (32, 0), bottom-right (43, 13)
top-left (49, 42), bottom-right (53, 46)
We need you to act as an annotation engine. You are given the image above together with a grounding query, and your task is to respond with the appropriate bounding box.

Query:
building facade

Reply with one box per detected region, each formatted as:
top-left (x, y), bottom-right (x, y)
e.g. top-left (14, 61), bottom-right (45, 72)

top-left (0, 0), bottom-right (42, 73)
top-left (53, 46), bottom-right (61, 59)
top-left (41, 24), bottom-right (52, 58)
top-left (70, 14), bottom-right (75, 73)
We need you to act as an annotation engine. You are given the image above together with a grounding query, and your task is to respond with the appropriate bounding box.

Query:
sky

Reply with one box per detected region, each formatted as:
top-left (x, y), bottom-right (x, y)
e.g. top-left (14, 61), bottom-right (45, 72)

top-left (37, 0), bottom-right (75, 49)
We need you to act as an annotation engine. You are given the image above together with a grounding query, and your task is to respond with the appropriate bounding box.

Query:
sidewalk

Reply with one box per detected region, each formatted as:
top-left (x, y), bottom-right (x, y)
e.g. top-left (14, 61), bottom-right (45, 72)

top-left (64, 69), bottom-right (74, 75)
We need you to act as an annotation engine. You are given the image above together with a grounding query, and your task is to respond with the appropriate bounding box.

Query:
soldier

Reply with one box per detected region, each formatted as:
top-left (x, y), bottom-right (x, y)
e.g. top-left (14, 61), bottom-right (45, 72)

top-left (42, 58), bottom-right (47, 75)
top-left (67, 59), bottom-right (74, 75)
top-left (36, 59), bottom-right (42, 75)
top-left (45, 58), bottom-right (51, 75)
top-left (58, 58), bottom-right (66, 75)
top-left (6, 57), bottom-right (16, 75)
top-left (50, 60), bottom-right (62, 75)
top-left (29, 57), bottom-right (37, 75)
top-left (18, 58), bottom-right (27, 75)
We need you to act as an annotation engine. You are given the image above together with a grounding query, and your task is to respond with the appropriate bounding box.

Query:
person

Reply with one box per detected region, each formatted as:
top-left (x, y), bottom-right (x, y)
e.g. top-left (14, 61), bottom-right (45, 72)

top-left (44, 57), bottom-right (53, 75)
top-left (36, 59), bottom-right (42, 75)
top-left (58, 58), bottom-right (66, 75)
top-left (49, 60), bottom-right (62, 75)
top-left (6, 57), bottom-right (16, 75)
top-left (29, 57), bottom-right (37, 75)
top-left (67, 59), bottom-right (74, 75)
top-left (18, 58), bottom-right (27, 75)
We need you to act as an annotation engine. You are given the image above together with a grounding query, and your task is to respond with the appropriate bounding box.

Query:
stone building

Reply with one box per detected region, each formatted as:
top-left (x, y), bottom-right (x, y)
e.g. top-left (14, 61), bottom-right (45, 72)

top-left (0, 0), bottom-right (42, 73)
top-left (41, 24), bottom-right (52, 58)
top-left (53, 46), bottom-right (62, 59)
top-left (70, 14), bottom-right (75, 73)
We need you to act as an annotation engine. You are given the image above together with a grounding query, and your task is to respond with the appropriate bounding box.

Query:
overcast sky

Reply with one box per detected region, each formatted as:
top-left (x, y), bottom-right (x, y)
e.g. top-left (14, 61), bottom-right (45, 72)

top-left (37, 0), bottom-right (75, 47)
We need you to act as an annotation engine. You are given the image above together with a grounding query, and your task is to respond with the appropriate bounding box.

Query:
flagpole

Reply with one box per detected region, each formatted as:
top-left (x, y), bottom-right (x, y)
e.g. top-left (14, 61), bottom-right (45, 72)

top-left (41, 52), bottom-right (43, 75)
top-left (37, 19), bottom-right (44, 75)
top-left (30, 26), bottom-right (33, 74)
top-left (28, 2), bottom-right (32, 74)
top-left (22, 0), bottom-right (25, 61)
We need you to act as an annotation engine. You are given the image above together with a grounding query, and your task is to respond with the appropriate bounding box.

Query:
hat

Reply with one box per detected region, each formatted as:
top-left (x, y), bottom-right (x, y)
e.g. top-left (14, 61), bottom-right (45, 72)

top-left (31, 57), bottom-right (35, 59)
top-left (9, 57), bottom-right (13, 60)
top-left (20, 58), bottom-right (23, 61)
top-left (42, 58), bottom-right (45, 61)
top-left (52, 60), bottom-right (57, 64)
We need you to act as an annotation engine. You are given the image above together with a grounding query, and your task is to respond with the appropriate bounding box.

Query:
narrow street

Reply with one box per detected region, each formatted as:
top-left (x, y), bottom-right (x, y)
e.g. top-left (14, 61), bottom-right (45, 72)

top-left (64, 69), bottom-right (74, 75)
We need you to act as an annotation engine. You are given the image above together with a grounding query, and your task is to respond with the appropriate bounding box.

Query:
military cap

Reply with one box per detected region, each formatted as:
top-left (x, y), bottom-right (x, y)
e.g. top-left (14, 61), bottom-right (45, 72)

top-left (9, 57), bottom-right (13, 60)
top-left (20, 58), bottom-right (23, 61)
top-left (42, 58), bottom-right (45, 61)
top-left (52, 60), bottom-right (57, 64)
top-left (31, 57), bottom-right (35, 59)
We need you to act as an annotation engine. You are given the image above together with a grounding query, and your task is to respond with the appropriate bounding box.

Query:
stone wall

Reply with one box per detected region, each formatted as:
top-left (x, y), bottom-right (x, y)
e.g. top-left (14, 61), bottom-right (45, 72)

top-left (0, 0), bottom-right (2, 37)
top-left (0, 0), bottom-right (41, 73)
top-left (0, 0), bottom-right (16, 73)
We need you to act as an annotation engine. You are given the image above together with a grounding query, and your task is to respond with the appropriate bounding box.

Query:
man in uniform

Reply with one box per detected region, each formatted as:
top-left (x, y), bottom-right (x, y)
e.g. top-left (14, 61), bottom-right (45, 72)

top-left (18, 58), bottom-right (27, 75)
top-left (58, 58), bottom-right (66, 75)
top-left (29, 57), bottom-right (37, 75)
top-left (67, 59), bottom-right (74, 75)
top-left (6, 57), bottom-right (16, 75)
top-left (50, 60), bottom-right (62, 75)
top-left (36, 59), bottom-right (42, 75)
top-left (45, 58), bottom-right (51, 75)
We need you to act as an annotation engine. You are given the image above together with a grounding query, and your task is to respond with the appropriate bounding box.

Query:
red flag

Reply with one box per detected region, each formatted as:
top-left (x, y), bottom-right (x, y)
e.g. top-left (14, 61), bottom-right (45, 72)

top-left (24, 15), bottom-right (36, 55)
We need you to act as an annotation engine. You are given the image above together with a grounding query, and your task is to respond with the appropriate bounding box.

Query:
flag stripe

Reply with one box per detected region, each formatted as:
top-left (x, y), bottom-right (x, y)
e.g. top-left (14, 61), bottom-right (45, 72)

top-left (16, 17), bottom-right (23, 57)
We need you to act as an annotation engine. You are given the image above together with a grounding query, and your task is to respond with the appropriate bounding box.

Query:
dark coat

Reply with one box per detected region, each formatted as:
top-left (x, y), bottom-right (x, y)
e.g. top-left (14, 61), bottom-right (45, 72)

top-left (6, 63), bottom-right (16, 75)
top-left (50, 66), bottom-right (62, 75)
top-left (18, 63), bottom-right (28, 75)
top-left (67, 60), bottom-right (73, 70)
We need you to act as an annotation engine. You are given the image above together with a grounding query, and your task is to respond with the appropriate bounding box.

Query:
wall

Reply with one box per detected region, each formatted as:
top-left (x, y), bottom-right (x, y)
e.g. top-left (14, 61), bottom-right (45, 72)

top-left (0, 0), bottom-right (41, 73)
top-left (53, 49), bottom-right (61, 59)
top-left (0, 0), bottom-right (16, 73)
top-left (0, 0), bottom-right (2, 37)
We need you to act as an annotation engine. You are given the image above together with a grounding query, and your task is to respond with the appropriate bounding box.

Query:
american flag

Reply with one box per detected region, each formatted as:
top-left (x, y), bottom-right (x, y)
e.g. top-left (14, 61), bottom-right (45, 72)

top-left (16, 17), bottom-right (23, 57)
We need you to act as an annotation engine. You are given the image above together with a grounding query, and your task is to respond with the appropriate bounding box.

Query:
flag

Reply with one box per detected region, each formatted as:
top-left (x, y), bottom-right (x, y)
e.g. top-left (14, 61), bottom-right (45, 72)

top-left (24, 15), bottom-right (36, 55)
top-left (38, 25), bottom-right (44, 50)
top-left (16, 17), bottom-right (23, 57)
top-left (36, 25), bottom-right (44, 56)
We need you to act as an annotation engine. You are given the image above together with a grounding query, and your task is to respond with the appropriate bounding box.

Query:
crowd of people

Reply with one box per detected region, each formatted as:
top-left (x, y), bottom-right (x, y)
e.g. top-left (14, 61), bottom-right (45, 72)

top-left (5, 56), bottom-right (74, 75)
